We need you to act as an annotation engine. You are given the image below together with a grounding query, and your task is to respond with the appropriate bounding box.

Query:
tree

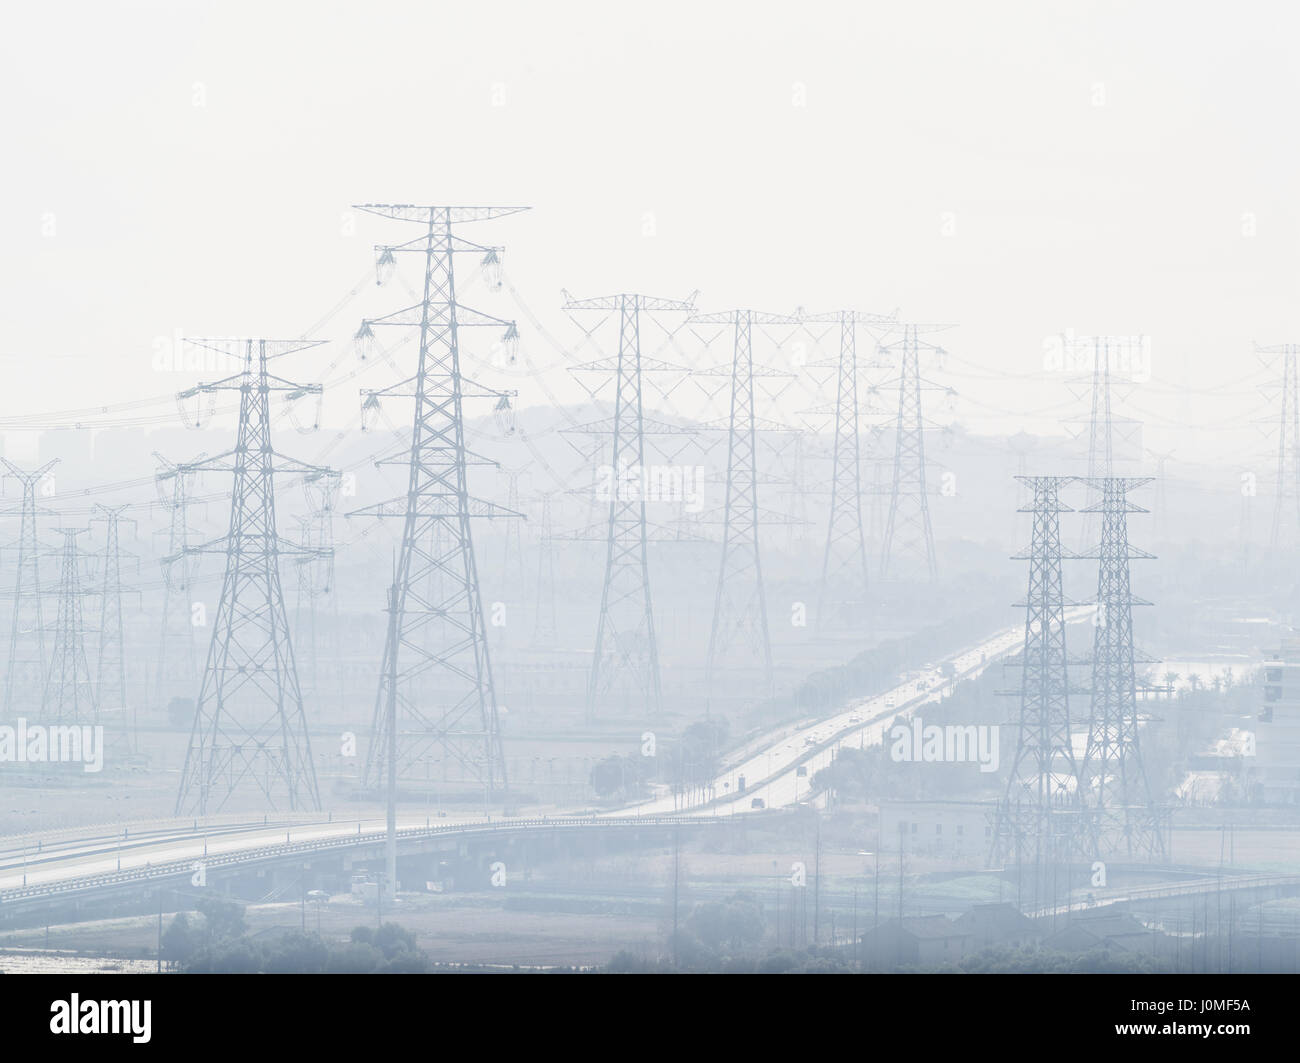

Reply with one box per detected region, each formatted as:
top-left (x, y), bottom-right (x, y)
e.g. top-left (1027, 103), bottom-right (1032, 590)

top-left (590, 756), bottom-right (626, 798)
top-left (195, 896), bottom-right (246, 944)
top-left (160, 912), bottom-right (203, 967)
top-left (685, 891), bottom-right (765, 954)
top-left (263, 931), bottom-right (329, 974)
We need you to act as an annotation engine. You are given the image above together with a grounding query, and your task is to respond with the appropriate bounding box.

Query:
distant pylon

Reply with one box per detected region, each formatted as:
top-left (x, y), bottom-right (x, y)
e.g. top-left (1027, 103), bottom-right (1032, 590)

top-left (175, 338), bottom-right (330, 815)
top-left (1261, 343), bottom-right (1300, 549)
top-left (694, 308), bottom-right (801, 704)
top-left (1079, 476), bottom-right (1165, 859)
top-left (351, 204), bottom-right (526, 796)
top-left (567, 291), bottom-right (695, 720)
top-left (501, 469), bottom-right (527, 607)
top-left (2, 459), bottom-right (59, 715)
top-left (1081, 339), bottom-right (1115, 549)
top-left (993, 476), bottom-right (1089, 908)
top-left (1145, 447), bottom-right (1175, 542)
top-left (42, 528), bottom-right (96, 725)
top-left (802, 309), bottom-right (894, 628)
top-left (293, 471), bottom-right (341, 715)
top-left (531, 494), bottom-right (557, 650)
top-left (879, 324), bottom-right (946, 581)
top-left (92, 504), bottom-right (135, 757)
top-left (152, 452), bottom-right (200, 712)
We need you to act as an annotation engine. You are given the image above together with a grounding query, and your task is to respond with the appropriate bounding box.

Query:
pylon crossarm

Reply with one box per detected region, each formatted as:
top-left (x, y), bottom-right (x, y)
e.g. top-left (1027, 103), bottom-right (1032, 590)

top-left (352, 203), bottom-right (529, 225)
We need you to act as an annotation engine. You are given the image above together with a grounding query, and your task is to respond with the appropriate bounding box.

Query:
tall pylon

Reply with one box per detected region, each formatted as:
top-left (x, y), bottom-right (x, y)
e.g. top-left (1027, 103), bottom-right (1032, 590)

top-left (879, 324), bottom-right (948, 581)
top-left (174, 338), bottom-right (330, 815)
top-left (352, 204), bottom-right (526, 796)
top-left (2, 459), bottom-right (59, 715)
top-left (1079, 477), bottom-right (1164, 859)
top-left (152, 452), bottom-right (201, 712)
top-left (1262, 344), bottom-right (1300, 549)
top-left (92, 504), bottom-right (135, 757)
top-left (566, 291), bottom-right (696, 721)
top-left (801, 310), bottom-right (894, 628)
top-left (42, 528), bottom-right (96, 725)
top-left (993, 476), bottom-right (1089, 909)
top-left (695, 308), bottom-right (801, 704)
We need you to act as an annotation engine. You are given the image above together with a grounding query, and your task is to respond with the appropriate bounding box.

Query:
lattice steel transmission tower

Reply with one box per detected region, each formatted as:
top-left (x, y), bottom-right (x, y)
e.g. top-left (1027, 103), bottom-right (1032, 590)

top-left (801, 310), bottom-right (894, 628)
top-left (993, 476), bottom-right (1089, 909)
top-left (1065, 336), bottom-right (1143, 549)
top-left (696, 308), bottom-right (801, 704)
top-left (152, 452), bottom-right (202, 711)
top-left (351, 204), bottom-right (526, 796)
top-left (1262, 344), bottom-right (1300, 549)
top-left (1079, 477), bottom-right (1165, 858)
top-left (879, 324), bottom-right (948, 581)
top-left (92, 504), bottom-right (135, 756)
top-left (531, 494), bottom-right (558, 650)
top-left (293, 471), bottom-right (341, 715)
top-left (174, 338), bottom-right (330, 815)
top-left (566, 291), bottom-right (696, 720)
top-left (3, 459), bottom-right (59, 715)
top-left (42, 528), bottom-right (96, 724)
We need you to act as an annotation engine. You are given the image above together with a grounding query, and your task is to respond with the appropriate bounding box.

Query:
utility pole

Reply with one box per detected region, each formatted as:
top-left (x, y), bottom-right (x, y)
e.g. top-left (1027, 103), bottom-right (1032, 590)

top-left (813, 815), bottom-right (822, 943)
top-left (385, 582), bottom-right (398, 906)
top-left (174, 338), bottom-right (331, 815)
top-left (351, 204), bottom-right (524, 797)
top-left (2, 459), bottom-right (59, 716)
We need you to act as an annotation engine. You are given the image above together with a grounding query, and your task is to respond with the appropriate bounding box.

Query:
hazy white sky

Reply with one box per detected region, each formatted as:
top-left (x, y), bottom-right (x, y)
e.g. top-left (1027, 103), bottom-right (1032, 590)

top-left (2, 0), bottom-right (1298, 472)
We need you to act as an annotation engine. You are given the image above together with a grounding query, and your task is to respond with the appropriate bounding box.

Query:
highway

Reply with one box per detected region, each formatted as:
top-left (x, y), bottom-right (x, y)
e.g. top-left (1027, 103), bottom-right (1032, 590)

top-left (0, 612), bottom-right (1073, 902)
top-left (617, 611), bottom-right (1082, 818)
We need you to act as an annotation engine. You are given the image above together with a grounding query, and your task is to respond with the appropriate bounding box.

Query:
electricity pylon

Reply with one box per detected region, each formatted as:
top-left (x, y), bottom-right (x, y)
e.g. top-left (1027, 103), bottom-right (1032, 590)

top-left (2, 458), bottom-right (59, 714)
top-left (695, 308), bottom-right (801, 705)
top-left (1079, 477), bottom-right (1164, 859)
top-left (566, 291), bottom-right (696, 721)
top-left (293, 470), bottom-right (341, 716)
top-left (993, 476), bottom-right (1089, 910)
top-left (801, 309), bottom-right (894, 629)
top-left (351, 204), bottom-right (526, 796)
top-left (1261, 344), bottom-right (1300, 549)
top-left (174, 338), bottom-right (330, 815)
top-left (879, 324), bottom-right (950, 581)
top-left (42, 528), bottom-right (96, 725)
top-left (153, 452), bottom-right (201, 712)
top-left (92, 504), bottom-right (135, 757)
top-left (1064, 335), bottom-right (1143, 549)
top-left (531, 494), bottom-right (558, 649)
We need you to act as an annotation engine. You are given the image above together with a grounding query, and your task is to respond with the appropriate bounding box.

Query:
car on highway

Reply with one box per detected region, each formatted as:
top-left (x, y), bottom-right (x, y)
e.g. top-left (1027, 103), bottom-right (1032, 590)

top-left (750, 798), bottom-right (765, 809)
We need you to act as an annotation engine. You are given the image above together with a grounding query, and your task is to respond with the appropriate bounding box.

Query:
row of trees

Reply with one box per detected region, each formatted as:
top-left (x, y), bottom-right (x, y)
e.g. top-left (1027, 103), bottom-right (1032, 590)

top-left (589, 717), bottom-right (731, 802)
top-left (160, 897), bottom-right (429, 973)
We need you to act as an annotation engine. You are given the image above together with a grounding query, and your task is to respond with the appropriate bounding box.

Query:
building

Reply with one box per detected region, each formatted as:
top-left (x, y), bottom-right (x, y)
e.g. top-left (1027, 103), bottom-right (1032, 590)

top-left (1040, 910), bottom-right (1159, 956)
top-left (859, 915), bottom-right (972, 968)
top-left (878, 800), bottom-right (995, 863)
top-left (1255, 638), bottom-right (1300, 803)
top-left (953, 902), bottom-right (1042, 951)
